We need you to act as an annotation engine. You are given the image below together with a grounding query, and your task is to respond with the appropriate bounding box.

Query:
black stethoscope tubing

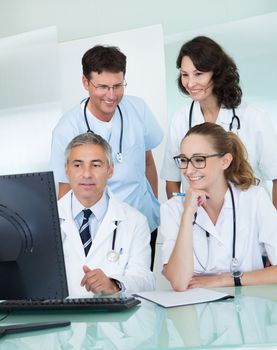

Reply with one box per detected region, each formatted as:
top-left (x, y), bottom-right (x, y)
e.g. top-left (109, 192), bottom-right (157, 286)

top-left (107, 220), bottom-right (120, 262)
top-left (83, 97), bottom-right (124, 158)
top-left (193, 183), bottom-right (236, 268)
top-left (111, 221), bottom-right (118, 251)
top-left (229, 184), bottom-right (236, 260)
top-left (189, 101), bottom-right (241, 131)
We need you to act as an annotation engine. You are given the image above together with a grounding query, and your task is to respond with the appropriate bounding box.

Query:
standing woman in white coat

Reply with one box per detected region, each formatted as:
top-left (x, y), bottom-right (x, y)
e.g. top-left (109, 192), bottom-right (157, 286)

top-left (161, 36), bottom-right (277, 207)
top-left (161, 123), bottom-right (277, 291)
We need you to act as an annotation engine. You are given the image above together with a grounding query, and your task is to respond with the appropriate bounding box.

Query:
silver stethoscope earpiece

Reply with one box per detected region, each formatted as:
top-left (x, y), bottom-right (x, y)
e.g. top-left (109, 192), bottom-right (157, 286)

top-left (83, 98), bottom-right (124, 163)
top-left (189, 101), bottom-right (241, 132)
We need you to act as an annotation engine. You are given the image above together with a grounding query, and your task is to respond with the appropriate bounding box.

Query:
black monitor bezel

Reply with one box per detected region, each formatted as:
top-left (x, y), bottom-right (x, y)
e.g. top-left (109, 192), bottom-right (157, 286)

top-left (0, 171), bottom-right (68, 300)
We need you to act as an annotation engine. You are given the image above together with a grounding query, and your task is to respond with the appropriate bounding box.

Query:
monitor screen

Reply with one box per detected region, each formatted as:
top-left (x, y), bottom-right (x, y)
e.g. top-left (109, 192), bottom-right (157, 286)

top-left (0, 171), bottom-right (68, 300)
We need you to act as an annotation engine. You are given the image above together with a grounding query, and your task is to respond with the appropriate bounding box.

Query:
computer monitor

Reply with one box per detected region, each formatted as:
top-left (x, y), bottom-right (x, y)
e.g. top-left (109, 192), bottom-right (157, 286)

top-left (0, 171), bottom-right (68, 300)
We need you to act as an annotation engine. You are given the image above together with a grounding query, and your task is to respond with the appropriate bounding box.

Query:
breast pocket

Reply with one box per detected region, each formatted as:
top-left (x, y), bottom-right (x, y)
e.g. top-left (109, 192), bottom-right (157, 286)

top-left (102, 250), bottom-right (128, 276)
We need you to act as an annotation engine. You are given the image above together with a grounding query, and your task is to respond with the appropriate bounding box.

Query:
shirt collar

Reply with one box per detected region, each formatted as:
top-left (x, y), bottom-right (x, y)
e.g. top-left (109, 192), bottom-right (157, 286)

top-left (194, 182), bottom-right (238, 235)
top-left (71, 190), bottom-right (109, 222)
top-left (192, 101), bottom-right (233, 126)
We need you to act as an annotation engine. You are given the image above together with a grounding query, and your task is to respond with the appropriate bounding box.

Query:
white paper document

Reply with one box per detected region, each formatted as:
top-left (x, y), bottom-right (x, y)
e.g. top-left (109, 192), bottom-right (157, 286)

top-left (135, 288), bottom-right (233, 308)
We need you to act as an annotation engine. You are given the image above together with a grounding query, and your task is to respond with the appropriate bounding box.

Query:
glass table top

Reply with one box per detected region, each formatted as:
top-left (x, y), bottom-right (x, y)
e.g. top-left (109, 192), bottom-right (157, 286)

top-left (1, 285), bottom-right (277, 350)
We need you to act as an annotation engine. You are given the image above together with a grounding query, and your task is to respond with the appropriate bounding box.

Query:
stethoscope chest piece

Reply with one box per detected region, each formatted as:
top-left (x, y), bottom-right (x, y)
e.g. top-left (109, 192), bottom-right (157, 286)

top-left (106, 220), bottom-right (120, 262)
top-left (231, 257), bottom-right (239, 272)
top-left (106, 250), bottom-right (120, 262)
top-left (116, 152), bottom-right (123, 163)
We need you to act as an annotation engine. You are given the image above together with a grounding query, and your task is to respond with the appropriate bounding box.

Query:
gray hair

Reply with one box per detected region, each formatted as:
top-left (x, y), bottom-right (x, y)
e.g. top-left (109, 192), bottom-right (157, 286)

top-left (65, 133), bottom-right (113, 167)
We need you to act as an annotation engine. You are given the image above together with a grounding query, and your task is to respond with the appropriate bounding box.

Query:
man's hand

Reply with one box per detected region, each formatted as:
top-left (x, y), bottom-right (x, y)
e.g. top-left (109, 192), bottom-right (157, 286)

top-left (81, 265), bottom-right (120, 295)
top-left (188, 273), bottom-right (232, 289)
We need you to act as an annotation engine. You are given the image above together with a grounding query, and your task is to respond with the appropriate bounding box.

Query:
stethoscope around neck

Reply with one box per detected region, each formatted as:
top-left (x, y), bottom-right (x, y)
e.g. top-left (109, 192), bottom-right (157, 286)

top-left (83, 97), bottom-right (124, 163)
top-left (193, 183), bottom-right (238, 272)
top-left (106, 220), bottom-right (122, 262)
top-left (189, 100), bottom-right (241, 132)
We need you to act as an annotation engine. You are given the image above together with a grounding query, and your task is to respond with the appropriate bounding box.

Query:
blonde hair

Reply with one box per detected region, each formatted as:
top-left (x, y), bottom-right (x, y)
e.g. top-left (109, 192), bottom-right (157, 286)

top-left (184, 122), bottom-right (258, 190)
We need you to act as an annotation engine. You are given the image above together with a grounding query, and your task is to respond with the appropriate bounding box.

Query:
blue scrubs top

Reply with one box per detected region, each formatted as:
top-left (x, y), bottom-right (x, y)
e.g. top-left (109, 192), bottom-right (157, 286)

top-left (51, 95), bottom-right (163, 231)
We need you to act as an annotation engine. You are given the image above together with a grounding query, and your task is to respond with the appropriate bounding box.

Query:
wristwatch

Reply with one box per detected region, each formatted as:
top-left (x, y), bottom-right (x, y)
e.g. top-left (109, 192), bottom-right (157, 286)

top-left (231, 271), bottom-right (243, 286)
top-left (110, 278), bottom-right (122, 291)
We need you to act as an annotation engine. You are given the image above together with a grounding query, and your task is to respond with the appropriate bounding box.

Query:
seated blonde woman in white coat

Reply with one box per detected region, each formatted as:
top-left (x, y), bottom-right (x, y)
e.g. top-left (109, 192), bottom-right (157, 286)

top-left (161, 122), bottom-right (277, 291)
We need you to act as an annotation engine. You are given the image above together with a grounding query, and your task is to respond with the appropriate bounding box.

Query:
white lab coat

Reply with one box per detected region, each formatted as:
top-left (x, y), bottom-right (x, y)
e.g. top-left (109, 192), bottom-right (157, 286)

top-left (58, 189), bottom-right (155, 297)
top-left (160, 101), bottom-right (277, 190)
top-left (161, 183), bottom-right (277, 274)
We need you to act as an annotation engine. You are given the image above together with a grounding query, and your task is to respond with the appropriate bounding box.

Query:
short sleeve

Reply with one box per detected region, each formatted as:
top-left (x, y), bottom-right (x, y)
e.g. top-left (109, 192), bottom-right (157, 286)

top-left (160, 122), bottom-right (182, 182)
top-left (238, 103), bottom-right (277, 181)
top-left (160, 107), bottom-right (189, 182)
top-left (140, 99), bottom-right (163, 151)
top-left (253, 107), bottom-right (277, 180)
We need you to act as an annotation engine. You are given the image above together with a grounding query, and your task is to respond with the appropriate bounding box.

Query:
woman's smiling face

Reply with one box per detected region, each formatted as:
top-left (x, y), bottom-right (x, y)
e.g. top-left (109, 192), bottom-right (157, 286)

top-left (180, 134), bottom-right (227, 191)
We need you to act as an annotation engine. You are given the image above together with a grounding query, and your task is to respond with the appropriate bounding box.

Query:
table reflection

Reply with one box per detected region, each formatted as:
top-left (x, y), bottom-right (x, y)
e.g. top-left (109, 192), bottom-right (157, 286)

top-left (1, 294), bottom-right (277, 349)
top-left (162, 295), bottom-right (277, 348)
top-left (0, 301), bottom-right (163, 350)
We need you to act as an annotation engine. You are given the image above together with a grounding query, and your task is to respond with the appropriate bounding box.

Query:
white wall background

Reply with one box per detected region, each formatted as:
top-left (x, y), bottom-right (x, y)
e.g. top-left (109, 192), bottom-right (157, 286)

top-left (1, 1), bottom-right (276, 183)
top-left (1, 0), bottom-right (277, 289)
top-left (0, 24), bottom-right (167, 177)
top-left (0, 27), bottom-right (62, 175)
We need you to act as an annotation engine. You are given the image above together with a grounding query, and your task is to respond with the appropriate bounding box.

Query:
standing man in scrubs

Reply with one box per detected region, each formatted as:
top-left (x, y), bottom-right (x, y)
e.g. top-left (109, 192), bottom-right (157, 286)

top-left (51, 45), bottom-right (163, 270)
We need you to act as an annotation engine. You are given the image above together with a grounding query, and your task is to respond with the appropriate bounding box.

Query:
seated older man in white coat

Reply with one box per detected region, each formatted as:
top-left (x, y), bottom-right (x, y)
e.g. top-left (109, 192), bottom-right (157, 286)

top-left (58, 132), bottom-right (155, 297)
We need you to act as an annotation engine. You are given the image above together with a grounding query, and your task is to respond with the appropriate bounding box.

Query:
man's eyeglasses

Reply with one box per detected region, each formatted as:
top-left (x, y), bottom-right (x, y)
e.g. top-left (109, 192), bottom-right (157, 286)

top-left (88, 80), bottom-right (127, 93)
top-left (173, 153), bottom-right (225, 169)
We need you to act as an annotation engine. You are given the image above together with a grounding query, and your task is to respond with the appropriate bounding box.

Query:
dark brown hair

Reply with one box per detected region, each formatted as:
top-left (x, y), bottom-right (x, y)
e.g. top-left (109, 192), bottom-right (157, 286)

top-left (176, 36), bottom-right (242, 108)
top-left (82, 45), bottom-right (126, 79)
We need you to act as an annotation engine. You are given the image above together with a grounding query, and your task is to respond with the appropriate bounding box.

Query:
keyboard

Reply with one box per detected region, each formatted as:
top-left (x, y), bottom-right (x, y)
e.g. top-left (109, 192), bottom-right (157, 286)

top-left (0, 296), bottom-right (141, 312)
